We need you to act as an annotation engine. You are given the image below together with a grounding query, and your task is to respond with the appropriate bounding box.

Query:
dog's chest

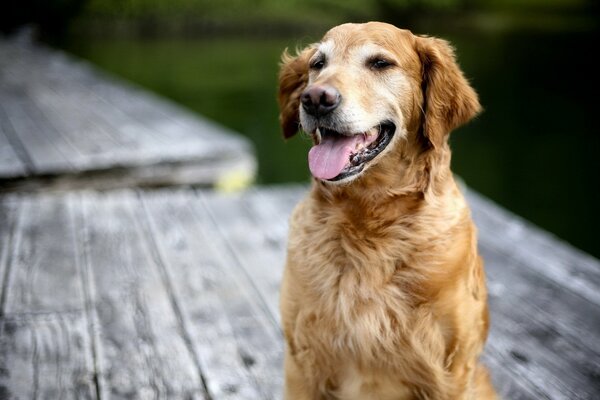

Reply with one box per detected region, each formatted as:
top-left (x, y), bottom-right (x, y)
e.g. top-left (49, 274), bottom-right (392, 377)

top-left (291, 216), bottom-right (419, 356)
top-left (335, 364), bottom-right (413, 400)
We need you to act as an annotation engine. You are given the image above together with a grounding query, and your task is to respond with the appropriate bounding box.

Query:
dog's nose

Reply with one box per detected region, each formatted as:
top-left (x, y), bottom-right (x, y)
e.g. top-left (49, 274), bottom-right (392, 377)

top-left (301, 85), bottom-right (341, 117)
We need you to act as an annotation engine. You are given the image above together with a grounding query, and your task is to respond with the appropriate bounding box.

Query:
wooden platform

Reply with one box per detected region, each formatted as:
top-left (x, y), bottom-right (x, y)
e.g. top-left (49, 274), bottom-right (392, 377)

top-left (0, 38), bottom-right (256, 192)
top-left (0, 186), bottom-right (598, 399)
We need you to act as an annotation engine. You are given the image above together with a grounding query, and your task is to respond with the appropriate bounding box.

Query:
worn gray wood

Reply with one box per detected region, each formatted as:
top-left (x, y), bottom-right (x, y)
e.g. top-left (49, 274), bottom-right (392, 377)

top-left (0, 123), bottom-right (27, 178)
top-left (2, 195), bottom-right (85, 314)
top-left (141, 191), bottom-right (284, 399)
top-left (77, 192), bottom-right (207, 399)
top-left (0, 88), bottom-right (75, 175)
top-left (0, 195), bottom-right (97, 399)
top-left (461, 190), bottom-right (600, 399)
top-left (0, 38), bottom-right (256, 192)
top-left (0, 195), bottom-right (19, 305)
top-left (482, 249), bottom-right (600, 399)
top-left (467, 189), bottom-right (600, 306)
top-left (0, 186), bottom-right (598, 399)
top-left (199, 190), bottom-right (289, 325)
top-left (0, 313), bottom-right (97, 400)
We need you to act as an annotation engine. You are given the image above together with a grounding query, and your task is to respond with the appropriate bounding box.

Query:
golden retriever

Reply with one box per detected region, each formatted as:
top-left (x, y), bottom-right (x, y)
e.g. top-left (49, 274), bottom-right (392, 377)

top-left (277, 22), bottom-right (497, 400)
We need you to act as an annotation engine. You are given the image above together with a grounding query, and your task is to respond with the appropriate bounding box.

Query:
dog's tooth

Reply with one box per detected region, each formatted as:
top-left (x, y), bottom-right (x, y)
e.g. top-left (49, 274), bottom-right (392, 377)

top-left (315, 128), bottom-right (322, 144)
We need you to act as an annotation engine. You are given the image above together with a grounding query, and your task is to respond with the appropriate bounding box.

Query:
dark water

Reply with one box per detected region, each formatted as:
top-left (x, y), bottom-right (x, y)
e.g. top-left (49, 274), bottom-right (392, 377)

top-left (63, 28), bottom-right (600, 259)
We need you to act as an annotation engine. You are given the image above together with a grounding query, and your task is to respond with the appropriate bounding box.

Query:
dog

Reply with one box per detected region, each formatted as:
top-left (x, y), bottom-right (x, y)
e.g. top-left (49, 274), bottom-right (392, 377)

top-left (277, 22), bottom-right (497, 399)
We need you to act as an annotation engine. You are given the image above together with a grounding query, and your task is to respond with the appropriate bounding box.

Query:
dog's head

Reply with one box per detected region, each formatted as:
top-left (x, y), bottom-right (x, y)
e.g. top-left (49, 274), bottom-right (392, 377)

top-left (278, 22), bottom-right (481, 188)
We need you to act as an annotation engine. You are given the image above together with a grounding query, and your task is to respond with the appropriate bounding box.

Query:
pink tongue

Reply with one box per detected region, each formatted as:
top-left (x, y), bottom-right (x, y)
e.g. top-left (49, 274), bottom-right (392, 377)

top-left (308, 134), bottom-right (363, 180)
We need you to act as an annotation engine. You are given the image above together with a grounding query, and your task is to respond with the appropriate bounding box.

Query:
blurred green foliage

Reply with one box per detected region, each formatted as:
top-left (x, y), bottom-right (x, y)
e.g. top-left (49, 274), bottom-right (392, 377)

top-left (81, 0), bottom-right (592, 18)
top-left (2, 0), bottom-right (597, 38)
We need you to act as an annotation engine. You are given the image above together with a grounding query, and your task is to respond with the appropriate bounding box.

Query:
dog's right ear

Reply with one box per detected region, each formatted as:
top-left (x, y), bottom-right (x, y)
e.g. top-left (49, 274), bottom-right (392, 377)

top-left (277, 46), bottom-right (316, 139)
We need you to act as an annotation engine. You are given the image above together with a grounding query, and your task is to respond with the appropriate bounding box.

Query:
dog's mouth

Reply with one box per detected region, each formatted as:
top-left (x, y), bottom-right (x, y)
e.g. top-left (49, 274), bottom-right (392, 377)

top-left (308, 122), bottom-right (396, 181)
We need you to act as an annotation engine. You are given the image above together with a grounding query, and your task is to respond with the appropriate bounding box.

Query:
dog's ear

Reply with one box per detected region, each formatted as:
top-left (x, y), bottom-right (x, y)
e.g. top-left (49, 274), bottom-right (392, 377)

top-left (277, 46), bottom-right (316, 139)
top-left (415, 36), bottom-right (481, 149)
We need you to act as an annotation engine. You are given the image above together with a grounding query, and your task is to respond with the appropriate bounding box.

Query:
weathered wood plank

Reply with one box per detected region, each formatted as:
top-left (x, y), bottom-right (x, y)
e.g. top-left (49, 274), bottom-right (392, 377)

top-left (467, 190), bottom-right (600, 306)
top-left (26, 47), bottom-right (246, 149)
top-left (0, 195), bottom-right (20, 306)
top-left (2, 194), bottom-right (84, 314)
top-left (0, 313), bottom-right (97, 400)
top-left (78, 191), bottom-right (207, 399)
top-left (0, 185), bottom-right (597, 399)
top-left (0, 39), bottom-right (256, 191)
top-left (482, 246), bottom-right (600, 399)
top-left (0, 122), bottom-right (28, 179)
top-left (198, 191), bottom-right (285, 325)
top-left (33, 54), bottom-right (250, 162)
top-left (484, 246), bottom-right (600, 357)
top-left (0, 194), bottom-right (97, 399)
top-left (0, 88), bottom-right (75, 174)
top-left (140, 191), bottom-right (284, 399)
top-left (480, 351), bottom-right (543, 400)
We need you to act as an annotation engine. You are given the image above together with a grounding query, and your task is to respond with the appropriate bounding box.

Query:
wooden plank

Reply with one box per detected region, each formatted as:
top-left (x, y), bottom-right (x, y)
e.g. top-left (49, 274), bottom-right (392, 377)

top-left (40, 59), bottom-right (245, 155)
top-left (481, 351), bottom-right (543, 400)
top-left (2, 194), bottom-right (85, 314)
top-left (0, 38), bottom-right (256, 191)
top-left (0, 193), bottom-right (97, 399)
top-left (28, 81), bottom-right (251, 172)
top-left (78, 191), bottom-right (208, 399)
top-left (482, 247), bottom-right (600, 400)
top-left (0, 313), bottom-right (97, 400)
top-left (140, 190), bottom-right (284, 399)
top-left (0, 89), bottom-right (75, 174)
top-left (29, 85), bottom-right (130, 167)
top-left (39, 53), bottom-right (256, 171)
top-left (244, 186), bottom-right (304, 251)
top-left (0, 195), bottom-right (20, 306)
top-left (198, 190), bottom-right (285, 325)
top-left (0, 123), bottom-right (28, 179)
top-left (484, 245), bottom-right (600, 357)
top-left (0, 185), bottom-right (597, 399)
top-left (34, 50), bottom-right (249, 150)
top-left (467, 189), bottom-right (600, 306)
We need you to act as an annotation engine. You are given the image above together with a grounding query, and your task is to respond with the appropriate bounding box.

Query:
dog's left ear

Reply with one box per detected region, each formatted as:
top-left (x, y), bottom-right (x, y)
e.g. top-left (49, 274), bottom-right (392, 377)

top-left (415, 36), bottom-right (482, 149)
top-left (277, 46), bottom-right (316, 139)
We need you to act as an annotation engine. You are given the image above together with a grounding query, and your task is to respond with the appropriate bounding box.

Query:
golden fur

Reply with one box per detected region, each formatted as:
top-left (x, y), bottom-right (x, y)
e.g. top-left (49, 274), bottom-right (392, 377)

top-left (277, 22), bottom-right (497, 399)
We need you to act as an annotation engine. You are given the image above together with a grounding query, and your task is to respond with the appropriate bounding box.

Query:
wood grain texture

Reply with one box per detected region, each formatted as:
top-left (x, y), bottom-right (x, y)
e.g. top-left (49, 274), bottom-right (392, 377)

top-left (0, 193), bottom-right (97, 399)
top-left (0, 39), bottom-right (256, 192)
top-left (464, 190), bottom-right (600, 400)
top-left (0, 195), bottom-right (20, 307)
top-left (0, 123), bottom-right (28, 179)
top-left (0, 88), bottom-right (75, 175)
top-left (466, 189), bottom-right (600, 306)
top-left (77, 191), bottom-right (208, 399)
top-left (199, 190), bottom-right (286, 325)
top-left (2, 194), bottom-right (85, 314)
top-left (141, 191), bottom-right (284, 399)
top-left (0, 186), bottom-right (598, 399)
top-left (482, 247), bottom-right (600, 400)
top-left (0, 313), bottom-right (97, 400)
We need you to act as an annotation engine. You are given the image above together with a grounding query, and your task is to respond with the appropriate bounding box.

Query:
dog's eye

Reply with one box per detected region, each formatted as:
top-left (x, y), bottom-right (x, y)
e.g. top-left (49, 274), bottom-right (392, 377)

top-left (369, 58), bottom-right (393, 70)
top-left (311, 59), bottom-right (326, 70)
